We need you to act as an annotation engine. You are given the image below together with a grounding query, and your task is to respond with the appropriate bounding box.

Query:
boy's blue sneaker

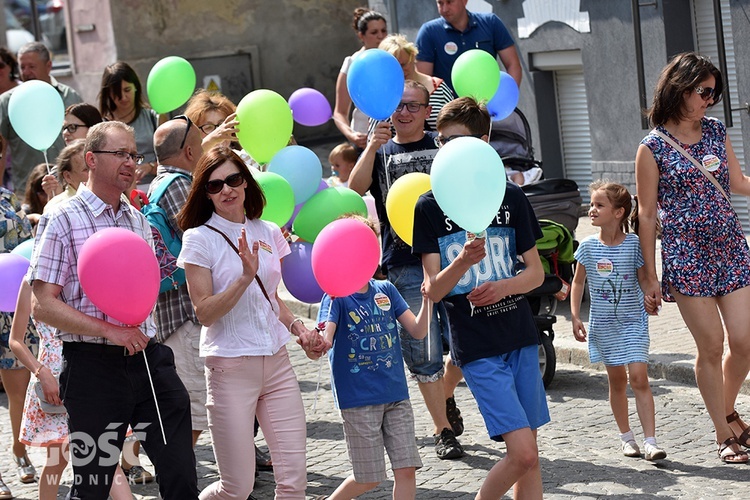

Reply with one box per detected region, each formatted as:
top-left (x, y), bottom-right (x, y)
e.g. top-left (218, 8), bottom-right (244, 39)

top-left (435, 428), bottom-right (465, 460)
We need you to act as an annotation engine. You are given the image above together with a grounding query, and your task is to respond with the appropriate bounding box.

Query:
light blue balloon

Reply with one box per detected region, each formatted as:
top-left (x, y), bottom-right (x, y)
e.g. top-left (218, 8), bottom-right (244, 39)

top-left (267, 145), bottom-right (323, 205)
top-left (8, 80), bottom-right (65, 151)
top-left (347, 49), bottom-right (405, 121)
top-left (430, 137), bottom-right (507, 234)
top-left (487, 72), bottom-right (520, 121)
top-left (10, 238), bottom-right (34, 260)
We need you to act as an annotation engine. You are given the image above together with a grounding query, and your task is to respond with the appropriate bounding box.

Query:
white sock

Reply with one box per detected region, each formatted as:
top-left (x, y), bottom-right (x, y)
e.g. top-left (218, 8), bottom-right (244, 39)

top-left (644, 437), bottom-right (657, 447)
top-left (620, 430), bottom-right (635, 443)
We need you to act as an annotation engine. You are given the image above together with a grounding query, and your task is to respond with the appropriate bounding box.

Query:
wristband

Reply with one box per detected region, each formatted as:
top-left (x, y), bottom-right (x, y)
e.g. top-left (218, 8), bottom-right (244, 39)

top-left (34, 365), bottom-right (44, 377)
top-left (288, 317), bottom-right (304, 334)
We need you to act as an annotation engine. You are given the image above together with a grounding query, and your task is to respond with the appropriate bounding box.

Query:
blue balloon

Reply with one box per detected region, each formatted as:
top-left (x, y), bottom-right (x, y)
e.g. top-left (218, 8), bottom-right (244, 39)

top-left (430, 137), bottom-right (507, 234)
top-left (487, 72), bottom-right (520, 121)
top-left (8, 80), bottom-right (65, 151)
top-left (267, 145), bottom-right (323, 205)
top-left (10, 238), bottom-right (34, 260)
top-left (346, 49), bottom-right (405, 121)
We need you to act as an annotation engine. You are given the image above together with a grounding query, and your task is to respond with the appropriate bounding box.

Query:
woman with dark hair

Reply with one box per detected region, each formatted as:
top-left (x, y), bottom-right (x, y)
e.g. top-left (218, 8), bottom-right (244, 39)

top-left (333, 7), bottom-right (387, 149)
top-left (636, 52), bottom-right (750, 464)
top-left (177, 146), bottom-right (322, 499)
top-left (0, 47), bottom-right (20, 94)
top-left (22, 163), bottom-right (53, 226)
top-left (98, 61), bottom-right (159, 183)
top-left (62, 103), bottom-right (103, 145)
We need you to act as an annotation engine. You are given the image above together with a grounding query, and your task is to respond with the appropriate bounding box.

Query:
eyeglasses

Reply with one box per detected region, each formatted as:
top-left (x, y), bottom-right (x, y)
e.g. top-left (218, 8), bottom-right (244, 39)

top-left (205, 172), bottom-right (244, 194)
top-left (695, 86), bottom-right (715, 101)
top-left (172, 114), bottom-right (193, 149)
top-left (436, 134), bottom-right (483, 147)
top-left (91, 150), bottom-right (145, 165)
top-left (198, 123), bottom-right (221, 134)
top-left (395, 102), bottom-right (428, 113)
top-left (62, 124), bottom-right (87, 134)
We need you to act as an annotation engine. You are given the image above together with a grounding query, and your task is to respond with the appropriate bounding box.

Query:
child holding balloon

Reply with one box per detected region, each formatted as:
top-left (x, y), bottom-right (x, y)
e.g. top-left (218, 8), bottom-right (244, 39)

top-left (313, 215), bottom-right (429, 500)
top-left (412, 97), bottom-right (549, 499)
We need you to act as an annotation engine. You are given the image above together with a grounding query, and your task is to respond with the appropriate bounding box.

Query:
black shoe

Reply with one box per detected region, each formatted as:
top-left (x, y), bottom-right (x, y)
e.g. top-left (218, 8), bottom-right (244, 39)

top-left (255, 445), bottom-right (273, 471)
top-left (446, 396), bottom-right (464, 437)
top-left (434, 428), bottom-right (465, 460)
top-left (122, 465), bottom-right (155, 484)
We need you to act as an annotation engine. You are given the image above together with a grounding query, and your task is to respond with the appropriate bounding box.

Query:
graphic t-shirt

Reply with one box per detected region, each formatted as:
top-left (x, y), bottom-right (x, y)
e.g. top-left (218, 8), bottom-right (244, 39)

top-left (412, 184), bottom-right (542, 366)
top-left (369, 133), bottom-right (439, 271)
top-left (320, 279), bottom-right (410, 410)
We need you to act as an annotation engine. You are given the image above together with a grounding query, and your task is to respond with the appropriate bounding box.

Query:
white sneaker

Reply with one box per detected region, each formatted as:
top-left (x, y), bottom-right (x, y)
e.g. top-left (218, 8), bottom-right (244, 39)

top-left (622, 439), bottom-right (641, 457)
top-left (644, 441), bottom-right (667, 461)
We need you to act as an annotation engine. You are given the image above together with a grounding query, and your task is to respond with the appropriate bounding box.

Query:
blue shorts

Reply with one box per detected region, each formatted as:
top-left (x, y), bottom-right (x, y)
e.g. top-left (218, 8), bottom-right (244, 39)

top-left (388, 264), bottom-right (450, 382)
top-left (462, 344), bottom-right (550, 441)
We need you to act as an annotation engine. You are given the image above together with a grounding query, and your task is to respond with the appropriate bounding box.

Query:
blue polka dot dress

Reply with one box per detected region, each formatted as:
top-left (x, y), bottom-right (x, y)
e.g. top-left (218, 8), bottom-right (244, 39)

top-left (575, 234), bottom-right (649, 365)
top-left (641, 117), bottom-right (750, 301)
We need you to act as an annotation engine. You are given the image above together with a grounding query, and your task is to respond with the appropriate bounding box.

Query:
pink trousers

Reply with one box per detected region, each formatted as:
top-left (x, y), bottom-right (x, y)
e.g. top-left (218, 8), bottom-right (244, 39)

top-left (199, 346), bottom-right (307, 499)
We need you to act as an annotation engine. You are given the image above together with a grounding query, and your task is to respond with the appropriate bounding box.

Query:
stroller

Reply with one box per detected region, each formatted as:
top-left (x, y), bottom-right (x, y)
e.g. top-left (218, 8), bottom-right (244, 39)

top-left (491, 109), bottom-right (582, 388)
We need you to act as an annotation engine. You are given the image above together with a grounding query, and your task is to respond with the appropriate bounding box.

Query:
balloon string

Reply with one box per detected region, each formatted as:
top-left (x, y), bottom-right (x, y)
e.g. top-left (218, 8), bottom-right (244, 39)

top-left (426, 296), bottom-right (432, 362)
top-left (383, 152), bottom-right (391, 190)
top-left (43, 149), bottom-right (51, 175)
top-left (312, 296), bottom-right (334, 412)
top-left (470, 264), bottom-right (479, 317)
top-left (142, 350), bottom-right (167, 445)
top-left (487, 117), bottom-right (493, 142)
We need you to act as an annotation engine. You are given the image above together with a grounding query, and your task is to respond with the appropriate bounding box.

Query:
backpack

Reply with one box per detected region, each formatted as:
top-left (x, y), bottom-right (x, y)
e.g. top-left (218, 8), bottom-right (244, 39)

top-left (142, 172), bottom-right (191, 293)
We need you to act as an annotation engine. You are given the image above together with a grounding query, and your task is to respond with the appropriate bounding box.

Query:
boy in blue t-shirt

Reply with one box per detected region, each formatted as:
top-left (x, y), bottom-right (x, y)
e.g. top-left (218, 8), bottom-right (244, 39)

top-left (314, 216), bottom-right (430, 499)
top-left (412, 97), bottom-right (550, 499)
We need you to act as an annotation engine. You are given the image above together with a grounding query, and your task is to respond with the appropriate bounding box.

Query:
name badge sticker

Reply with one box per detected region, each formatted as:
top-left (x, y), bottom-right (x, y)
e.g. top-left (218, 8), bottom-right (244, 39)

top-left (374, 292), bottom-right (392, 311)
top-left (702, 154), bottom-right (720, 172)
top-left (596, 258), bottom-right (613, 277)
top-left (444, 41), bottom-right (458, 55)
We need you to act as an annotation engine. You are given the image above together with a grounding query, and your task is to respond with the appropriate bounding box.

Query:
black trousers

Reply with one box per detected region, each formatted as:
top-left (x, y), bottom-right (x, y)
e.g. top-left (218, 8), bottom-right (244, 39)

top-left (61, 340), bottom-right (199, 499)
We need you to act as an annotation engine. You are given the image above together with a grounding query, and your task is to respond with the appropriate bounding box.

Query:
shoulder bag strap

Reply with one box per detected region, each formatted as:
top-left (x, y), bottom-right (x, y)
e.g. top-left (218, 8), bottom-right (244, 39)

top-left (652, 128), bottom-right (731, 204)
top-left (204, 224), bottom-right (273, 307)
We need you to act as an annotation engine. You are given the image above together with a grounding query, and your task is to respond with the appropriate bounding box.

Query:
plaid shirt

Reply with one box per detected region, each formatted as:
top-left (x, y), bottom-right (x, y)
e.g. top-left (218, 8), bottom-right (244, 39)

top-left (148, 165), bottom-right (198, 342)
top-left (28, 184), bottom-right (157, 343)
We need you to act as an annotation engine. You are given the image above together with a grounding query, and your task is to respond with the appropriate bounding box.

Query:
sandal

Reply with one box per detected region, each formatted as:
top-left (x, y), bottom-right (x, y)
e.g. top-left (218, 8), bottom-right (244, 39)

top-left (718, 436), bottom-right (749, 464)
top-left (0, 476), bottom-right (12, 500)
top-left (726, 410), bottom-right (750, 448)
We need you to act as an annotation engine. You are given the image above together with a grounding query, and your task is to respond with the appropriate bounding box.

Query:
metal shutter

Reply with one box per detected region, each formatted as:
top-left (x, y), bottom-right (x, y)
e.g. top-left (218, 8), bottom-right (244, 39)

top-left (554, 68), bottom-right (593, 200)
top-left (693, 0), bottom-right (749, 231)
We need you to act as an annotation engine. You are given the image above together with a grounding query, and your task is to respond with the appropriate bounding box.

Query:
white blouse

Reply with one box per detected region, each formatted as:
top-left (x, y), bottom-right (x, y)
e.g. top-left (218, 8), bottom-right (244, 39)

top-left (178, 213), bottom-right (291, 358)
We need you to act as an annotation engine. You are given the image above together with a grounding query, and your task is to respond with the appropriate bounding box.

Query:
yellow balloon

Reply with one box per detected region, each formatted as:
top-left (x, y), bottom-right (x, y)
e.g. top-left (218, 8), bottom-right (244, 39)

top-left (385, 173), bottom-right (432, 246)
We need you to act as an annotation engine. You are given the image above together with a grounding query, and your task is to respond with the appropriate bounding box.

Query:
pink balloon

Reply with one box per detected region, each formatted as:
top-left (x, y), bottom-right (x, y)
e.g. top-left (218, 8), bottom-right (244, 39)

top-left (0, 253), bottom-right (30, 312)
top-left (311, 218), bottom-right (380, 297)
top-left (289, 88), bottom-right (332, 126)
top-left (77, 228), bottom-right (160, 325)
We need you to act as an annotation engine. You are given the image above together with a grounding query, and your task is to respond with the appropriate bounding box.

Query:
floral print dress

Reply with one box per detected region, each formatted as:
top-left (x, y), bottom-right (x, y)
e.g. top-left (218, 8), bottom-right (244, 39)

top-left (641, 117), bottom-right (750, 301)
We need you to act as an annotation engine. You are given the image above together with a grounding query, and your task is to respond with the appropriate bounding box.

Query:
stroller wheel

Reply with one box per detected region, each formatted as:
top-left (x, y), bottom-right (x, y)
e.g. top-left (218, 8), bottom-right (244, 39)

top-left (538, 331), bottom-right (556, 388)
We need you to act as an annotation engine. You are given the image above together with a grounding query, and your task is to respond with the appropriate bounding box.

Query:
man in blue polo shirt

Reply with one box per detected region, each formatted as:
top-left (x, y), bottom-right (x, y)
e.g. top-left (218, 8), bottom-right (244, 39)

top-left (416, 0), bottom-right (521, 91)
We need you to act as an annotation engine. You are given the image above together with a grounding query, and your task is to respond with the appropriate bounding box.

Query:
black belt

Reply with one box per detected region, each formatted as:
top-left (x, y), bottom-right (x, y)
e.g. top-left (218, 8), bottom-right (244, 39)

top-left (63, 337), bottom-right (157, 357)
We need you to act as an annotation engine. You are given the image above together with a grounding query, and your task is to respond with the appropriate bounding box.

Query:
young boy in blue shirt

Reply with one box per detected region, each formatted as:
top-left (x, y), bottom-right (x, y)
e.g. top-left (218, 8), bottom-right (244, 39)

top-left (412, 97), bottom-right (550, 499)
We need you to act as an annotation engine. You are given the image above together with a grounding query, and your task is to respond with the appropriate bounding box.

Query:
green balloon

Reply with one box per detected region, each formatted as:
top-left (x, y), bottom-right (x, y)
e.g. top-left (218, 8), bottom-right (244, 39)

top-left (451, 50), bottom-right (501, 103)
top-left (255, 171), bottom-right (295, 227)
top-left (293, 187), bottom-right (368, 242)
top-left (146, 56), bottom-right (196, 113)
top-left (236, 89), bottom-right (293, 164)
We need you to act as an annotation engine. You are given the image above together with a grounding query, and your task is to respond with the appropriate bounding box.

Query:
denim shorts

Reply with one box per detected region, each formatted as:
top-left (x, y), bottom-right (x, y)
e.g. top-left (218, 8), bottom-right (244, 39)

top-left (462, 344), bottom-right (550, 441)
top-left (388, 264), bottom-right (450, 382)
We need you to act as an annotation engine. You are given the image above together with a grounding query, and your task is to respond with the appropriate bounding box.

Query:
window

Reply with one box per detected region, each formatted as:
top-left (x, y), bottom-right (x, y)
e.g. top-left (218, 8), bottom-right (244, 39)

top-left (5, 0), bottom-right (69, 67)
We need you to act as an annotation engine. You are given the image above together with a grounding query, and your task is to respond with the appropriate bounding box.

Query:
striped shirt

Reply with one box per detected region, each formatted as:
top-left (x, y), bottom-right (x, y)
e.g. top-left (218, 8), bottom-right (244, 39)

top-left (148, 165), bottom-right (199, 342)
top-left (28, 184), bottom-right (157, 343)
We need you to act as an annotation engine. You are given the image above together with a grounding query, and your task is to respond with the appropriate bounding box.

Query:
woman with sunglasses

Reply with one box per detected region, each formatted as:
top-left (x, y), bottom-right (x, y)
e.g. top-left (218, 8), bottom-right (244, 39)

top-left (177, 146), bottom-right (322, 499)
top-left (636, 52), bottom-right (750, 464)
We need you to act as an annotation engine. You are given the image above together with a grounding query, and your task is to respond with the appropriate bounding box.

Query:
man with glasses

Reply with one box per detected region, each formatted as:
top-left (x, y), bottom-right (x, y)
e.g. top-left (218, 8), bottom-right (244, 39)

top-left (0, 42), bottom-right (82, 192)
top-left (29, 121), bottom-right (199, 499)
top-left (149, 116), bottom-right (207, 447)
top-left (348, 80), bottom-right (465, 460)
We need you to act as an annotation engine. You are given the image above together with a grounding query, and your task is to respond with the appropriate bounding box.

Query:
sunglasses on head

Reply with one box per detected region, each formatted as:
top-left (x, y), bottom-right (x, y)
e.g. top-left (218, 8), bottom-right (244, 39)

top-left (694, 86), bottom-right (715, 101)
top-left (172, 114), bottom-right (193, 149)
top-left (205, 172), bottom-right (244, 194)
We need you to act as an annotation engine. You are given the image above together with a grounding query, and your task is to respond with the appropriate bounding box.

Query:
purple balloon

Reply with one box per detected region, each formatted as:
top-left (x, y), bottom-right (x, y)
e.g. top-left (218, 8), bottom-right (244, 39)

top-left (0, 253), bottom-right (30, 312)
top-left (289, 88), bottom-right (332, 127)
top-left (487, 72), bottom-right (519, 121)
top-left (282, 241), bottom-right (324, 303)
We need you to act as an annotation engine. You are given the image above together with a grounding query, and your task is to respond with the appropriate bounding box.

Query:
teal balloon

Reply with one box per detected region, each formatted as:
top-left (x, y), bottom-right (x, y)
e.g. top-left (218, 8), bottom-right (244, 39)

top-left (8, 81), bottom-right (64, 151)
top-left (10, 238), bottom-right (34, 260)
top-left (255, 171), bottom-right (295, 227)
top-left (451, 50), bottom-right (501, 103)
top-left (292, 187), bottom-right (367, 242)
top-left (147, 56), bottom-right (196, 113)
top-left (267, 145), bottom-right (323, 205)
top-left (430, 137), bottom-right (506, 233)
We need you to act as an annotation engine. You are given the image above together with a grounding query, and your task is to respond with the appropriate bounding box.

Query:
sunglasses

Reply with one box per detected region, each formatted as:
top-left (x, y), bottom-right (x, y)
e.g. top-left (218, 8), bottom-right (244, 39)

top-left (62, 124), bottom-right (87, 134)
top-left (436, 133), bottom-right (483, 147)
top-left (172, 114), bottom-right (193, 149)
top-left (205, 172), bottom-right (244, 194)
top-left (695, 86), bottom-right (715, 101)
top-left (395, 102), bottom-right (427, 113)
